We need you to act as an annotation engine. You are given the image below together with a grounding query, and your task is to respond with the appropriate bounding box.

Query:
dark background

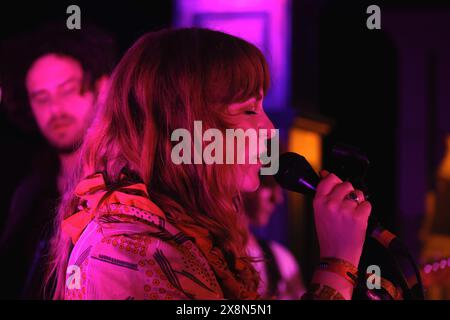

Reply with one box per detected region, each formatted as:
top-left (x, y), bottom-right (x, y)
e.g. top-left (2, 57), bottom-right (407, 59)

top-left (1, 0), bottom-right (450, 287)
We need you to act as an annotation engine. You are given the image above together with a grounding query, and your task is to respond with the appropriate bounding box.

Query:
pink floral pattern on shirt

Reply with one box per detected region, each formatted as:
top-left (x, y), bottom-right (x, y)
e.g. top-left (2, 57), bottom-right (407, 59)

top-left (65, 203), bottom-right (223, 300)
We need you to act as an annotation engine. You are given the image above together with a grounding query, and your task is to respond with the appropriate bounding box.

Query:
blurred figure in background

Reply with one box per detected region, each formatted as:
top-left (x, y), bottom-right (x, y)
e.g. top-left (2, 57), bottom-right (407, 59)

top-left (243, 174), bottom-right (305, 299)
top-left (0, 22), bottom-right (116, 299)
top-left (420, 134), bottom-right (450, 299)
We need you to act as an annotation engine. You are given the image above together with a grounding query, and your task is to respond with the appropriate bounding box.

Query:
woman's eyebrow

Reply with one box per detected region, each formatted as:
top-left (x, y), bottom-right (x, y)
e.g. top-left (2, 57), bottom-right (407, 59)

top-left (241, 97), bottom-right (260, 105)
top-left (234, 101), bottom-right (257, 111)
top-left (228, 97), bottom-right (261, 112)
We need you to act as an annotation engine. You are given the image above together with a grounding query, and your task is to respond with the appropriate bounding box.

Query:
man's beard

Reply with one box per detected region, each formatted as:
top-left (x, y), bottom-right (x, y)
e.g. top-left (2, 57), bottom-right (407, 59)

top-left (54, 141), bottom-right (81, 155)
top-left (47, 111), bottom-right (94, 155)
top-left (49, 133), bottom-right (83, 155)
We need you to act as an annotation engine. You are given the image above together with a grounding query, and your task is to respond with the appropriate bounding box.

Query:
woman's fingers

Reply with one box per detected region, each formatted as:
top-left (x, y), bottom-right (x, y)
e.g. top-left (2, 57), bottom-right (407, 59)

top-left (355, 200), bottom-right (372, 219)
top-left (316, 173), bottom-right (343, 198)
top-left (319, 170), bottom-right (330, 178)
top-left (328, 182), bottom-right (355, 203)
top-left (352, 190), bottom-right (366, 203)
top-left (313, 171), bottom-right (372, 267)
top-left (340, 189), bottom-right (365, 210)
top-left (316, 171), bottom-right (369, 216)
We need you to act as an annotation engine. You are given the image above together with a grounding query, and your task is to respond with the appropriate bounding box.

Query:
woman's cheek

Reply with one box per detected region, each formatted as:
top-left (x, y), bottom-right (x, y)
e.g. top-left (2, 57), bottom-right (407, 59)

top-left (239, 163), bottom-right (260, 192)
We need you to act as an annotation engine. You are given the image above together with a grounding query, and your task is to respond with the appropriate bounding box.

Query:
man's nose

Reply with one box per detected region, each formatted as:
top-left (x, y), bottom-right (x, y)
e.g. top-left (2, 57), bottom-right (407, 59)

top-left (48, 96), bottom-right (65, 115)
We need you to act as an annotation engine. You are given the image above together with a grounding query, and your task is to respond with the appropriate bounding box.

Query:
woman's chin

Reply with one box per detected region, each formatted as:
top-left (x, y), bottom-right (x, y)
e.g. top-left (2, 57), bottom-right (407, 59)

top-left (240, 175), bottom-right (260, 193)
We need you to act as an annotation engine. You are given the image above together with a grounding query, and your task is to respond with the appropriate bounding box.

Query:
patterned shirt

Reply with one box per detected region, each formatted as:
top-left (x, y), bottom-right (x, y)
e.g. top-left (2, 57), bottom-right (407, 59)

top-left (64, 173), bottom-right (224, 300)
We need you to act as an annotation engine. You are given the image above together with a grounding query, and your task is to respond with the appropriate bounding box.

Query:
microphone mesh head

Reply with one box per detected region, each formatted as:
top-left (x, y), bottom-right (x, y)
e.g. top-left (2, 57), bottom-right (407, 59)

top-left (274, 152), bottom-right (319, 195)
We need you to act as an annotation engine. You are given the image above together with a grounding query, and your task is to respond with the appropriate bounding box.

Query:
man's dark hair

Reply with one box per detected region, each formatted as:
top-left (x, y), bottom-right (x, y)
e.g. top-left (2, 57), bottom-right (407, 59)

top-left (0, 21), bottom-right (117, 132)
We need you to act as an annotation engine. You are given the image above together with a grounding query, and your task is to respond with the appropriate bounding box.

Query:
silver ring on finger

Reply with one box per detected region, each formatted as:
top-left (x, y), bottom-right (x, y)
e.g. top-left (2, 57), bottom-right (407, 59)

top-left (344, 191), bottom-right (361, 205)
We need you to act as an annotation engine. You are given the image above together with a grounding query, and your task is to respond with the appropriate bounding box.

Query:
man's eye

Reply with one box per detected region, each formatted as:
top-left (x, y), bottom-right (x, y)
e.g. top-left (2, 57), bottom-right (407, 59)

top-left (245, 110), bottom-right (258, 115)
top-left (33, 96), bottom-right (50, 105)
top-left (61, 86), bottom-right (79, 96)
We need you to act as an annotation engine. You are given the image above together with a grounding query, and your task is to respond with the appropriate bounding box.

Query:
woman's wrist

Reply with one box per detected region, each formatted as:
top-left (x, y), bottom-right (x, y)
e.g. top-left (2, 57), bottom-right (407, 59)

top-left (319, 248), bottom-right (362, 268)
top-left (308, 269), bottom-right (354, 300)
top-left (303, 257), bottom-right (359, 300)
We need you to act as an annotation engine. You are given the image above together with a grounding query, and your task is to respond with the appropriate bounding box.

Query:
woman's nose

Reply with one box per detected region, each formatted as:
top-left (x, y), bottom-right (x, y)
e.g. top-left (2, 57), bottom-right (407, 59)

top-left (259, 113), bottom-right (276, 138)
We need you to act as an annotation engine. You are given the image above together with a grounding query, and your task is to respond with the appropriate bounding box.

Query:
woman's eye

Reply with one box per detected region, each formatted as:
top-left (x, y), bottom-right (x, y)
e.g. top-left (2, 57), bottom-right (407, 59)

top-left (244, 105), bottom-right (258, 115)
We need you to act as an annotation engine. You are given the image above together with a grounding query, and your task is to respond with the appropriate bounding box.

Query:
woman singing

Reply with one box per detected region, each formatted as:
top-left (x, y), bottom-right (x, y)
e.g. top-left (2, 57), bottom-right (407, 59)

top-left (47, 28), bottom-right (371, 300)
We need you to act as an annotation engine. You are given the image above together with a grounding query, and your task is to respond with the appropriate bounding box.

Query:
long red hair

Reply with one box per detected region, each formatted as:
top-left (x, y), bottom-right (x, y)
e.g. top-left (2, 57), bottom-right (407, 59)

top-left (47, 28), bottom-right (270, 299)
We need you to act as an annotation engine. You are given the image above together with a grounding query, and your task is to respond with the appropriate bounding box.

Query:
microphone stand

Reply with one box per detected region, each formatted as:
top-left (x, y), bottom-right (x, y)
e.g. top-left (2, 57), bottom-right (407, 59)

top-left (366, 215), bottom-right (425, 299)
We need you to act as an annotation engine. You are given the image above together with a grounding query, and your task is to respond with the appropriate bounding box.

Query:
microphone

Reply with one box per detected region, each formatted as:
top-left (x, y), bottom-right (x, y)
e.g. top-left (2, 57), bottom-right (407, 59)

top-left (273, 152), bottom-right (318, 195)
top-left (273, 152), bottom-right (399, 251)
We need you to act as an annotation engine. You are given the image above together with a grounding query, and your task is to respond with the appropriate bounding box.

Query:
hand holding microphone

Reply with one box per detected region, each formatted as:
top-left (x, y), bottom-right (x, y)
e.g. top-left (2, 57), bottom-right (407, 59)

top-left (275, 152), bottom-right (425, 299)
top-left (314, 169), bottom-right (371, 267)
top-left (275, 152), bottom-right (371, 267)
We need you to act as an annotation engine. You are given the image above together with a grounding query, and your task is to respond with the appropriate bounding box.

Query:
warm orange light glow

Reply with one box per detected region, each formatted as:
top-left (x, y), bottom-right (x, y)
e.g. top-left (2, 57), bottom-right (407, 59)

top-left (287, 116), bottom-right (331, 172)
top-left (438, 135), bottom-right (450, 180)
top-left (288, 128), bottom-right (322, 172)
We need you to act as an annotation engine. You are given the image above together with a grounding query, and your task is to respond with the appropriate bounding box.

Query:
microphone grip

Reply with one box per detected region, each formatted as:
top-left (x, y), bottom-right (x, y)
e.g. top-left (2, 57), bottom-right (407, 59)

top-left (367, 215), bottom-right (407, 254)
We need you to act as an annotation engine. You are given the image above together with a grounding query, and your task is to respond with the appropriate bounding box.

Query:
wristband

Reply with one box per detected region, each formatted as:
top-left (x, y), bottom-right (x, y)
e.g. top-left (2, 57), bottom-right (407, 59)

top-left (318, 257), bottom-right (359, 287)
top-left (302, 283), bottom-right (345, 300)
